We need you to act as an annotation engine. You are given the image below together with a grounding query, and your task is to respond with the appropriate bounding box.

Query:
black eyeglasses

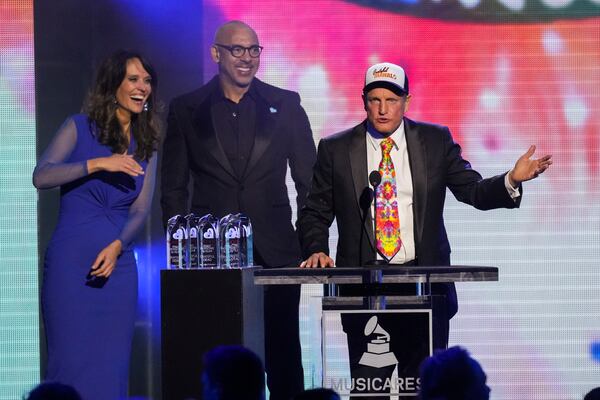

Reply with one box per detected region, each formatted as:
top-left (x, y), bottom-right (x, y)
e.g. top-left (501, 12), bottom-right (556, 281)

top-left (214, 43), bottom-right (263, 58)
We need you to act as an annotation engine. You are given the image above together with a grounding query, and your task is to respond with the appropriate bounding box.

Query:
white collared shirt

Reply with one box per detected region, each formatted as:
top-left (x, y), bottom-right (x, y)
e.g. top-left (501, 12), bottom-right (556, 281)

top-left (366, 120), bottom-right (416, 264)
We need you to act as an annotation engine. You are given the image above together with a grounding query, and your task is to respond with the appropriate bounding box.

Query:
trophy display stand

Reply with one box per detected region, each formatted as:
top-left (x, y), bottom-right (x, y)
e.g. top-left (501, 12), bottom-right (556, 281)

top-left (161, 266), bottom-right (263, 400)
top-left (254, 265), bottom-right (498, 398)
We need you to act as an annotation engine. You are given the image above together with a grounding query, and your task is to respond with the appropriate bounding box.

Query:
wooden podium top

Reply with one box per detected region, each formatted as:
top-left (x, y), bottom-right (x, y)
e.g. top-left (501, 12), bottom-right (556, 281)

top-left (253, 265), bottom-right (498, 285)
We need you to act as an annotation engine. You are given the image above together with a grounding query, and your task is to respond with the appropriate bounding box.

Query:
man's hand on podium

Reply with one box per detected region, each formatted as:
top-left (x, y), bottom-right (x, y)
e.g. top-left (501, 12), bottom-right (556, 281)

top-left (300, 252), bottom-right (335, 268)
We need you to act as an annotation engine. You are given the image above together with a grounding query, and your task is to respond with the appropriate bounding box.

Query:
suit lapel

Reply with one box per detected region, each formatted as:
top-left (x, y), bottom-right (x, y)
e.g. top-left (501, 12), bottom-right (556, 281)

top-left (404, 118), bottom-right (427, 246)
top-left (348, 122), bottom-right (376, 248)
top-left (243, 90), bottom-right (274, 179)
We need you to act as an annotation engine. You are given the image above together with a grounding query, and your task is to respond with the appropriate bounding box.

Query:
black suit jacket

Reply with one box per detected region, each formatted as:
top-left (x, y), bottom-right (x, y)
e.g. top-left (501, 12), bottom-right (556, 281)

top-left (297, 118), bottom-right (521, 316)
top-left (161, 77), bottom-right (316, 267)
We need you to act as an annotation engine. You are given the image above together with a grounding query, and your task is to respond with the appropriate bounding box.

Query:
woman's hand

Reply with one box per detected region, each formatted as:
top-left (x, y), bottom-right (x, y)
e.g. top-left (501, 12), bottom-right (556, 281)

top-left (87, 154), bottom-right (144, 177)
top-left (90, 240), bottom-right (123, 278)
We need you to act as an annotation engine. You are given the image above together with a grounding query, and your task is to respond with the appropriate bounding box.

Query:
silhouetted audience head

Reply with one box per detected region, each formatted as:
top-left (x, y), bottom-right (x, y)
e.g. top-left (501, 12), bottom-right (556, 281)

top-left (585, 387), bottom-right (600, 400)
top-left (202, 345), bottom-right (265, 400)
top-left (419, 346), bottom-right (490, 400)
top-left (24, 382), bottom-right (82, 400)
top-left (293, 388), bottom-right (341, 400)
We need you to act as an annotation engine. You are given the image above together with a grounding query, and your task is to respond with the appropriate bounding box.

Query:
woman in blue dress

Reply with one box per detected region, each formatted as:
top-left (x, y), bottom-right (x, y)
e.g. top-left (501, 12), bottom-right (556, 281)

top-left (33, 50), bottom-right (160, 400)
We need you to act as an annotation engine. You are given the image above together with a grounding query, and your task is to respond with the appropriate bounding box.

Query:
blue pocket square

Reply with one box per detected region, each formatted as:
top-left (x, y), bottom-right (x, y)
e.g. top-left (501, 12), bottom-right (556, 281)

top-left (269, 107), bottom-right (277, 113)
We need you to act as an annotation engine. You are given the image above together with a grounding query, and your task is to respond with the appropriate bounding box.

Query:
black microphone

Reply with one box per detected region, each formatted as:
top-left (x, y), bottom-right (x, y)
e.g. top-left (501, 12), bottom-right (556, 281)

top-left (369, 170), bottom-right (382, 188)
top-left (366, 171), bottom-right (388, 266)
top-left (358, 180), bottom-right (375, 265)
top-left (369, 171), bottom-right (381, 245)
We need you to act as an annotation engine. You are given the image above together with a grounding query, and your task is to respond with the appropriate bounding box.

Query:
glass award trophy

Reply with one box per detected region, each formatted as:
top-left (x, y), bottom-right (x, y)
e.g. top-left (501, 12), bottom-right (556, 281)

top-left (166, 214), bottom-right (188, 269)
top-left (237, 213), bottom-right (253, 267)
top-left (185, 213), bottom-right (200, 269)
top-left (198, 214), bottom-right (219, 268)
top-left (219, 214), bottom-right (241, 268)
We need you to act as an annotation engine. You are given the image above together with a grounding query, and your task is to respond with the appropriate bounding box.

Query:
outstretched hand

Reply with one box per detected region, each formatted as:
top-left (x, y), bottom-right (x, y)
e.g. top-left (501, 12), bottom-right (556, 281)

top-left (509, 145), bottom-right (552, 187)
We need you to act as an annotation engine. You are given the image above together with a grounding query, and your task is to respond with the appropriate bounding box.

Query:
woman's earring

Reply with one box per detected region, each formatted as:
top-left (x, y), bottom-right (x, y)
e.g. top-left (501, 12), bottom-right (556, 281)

top-left (143, 102), bottom-right (149, 112)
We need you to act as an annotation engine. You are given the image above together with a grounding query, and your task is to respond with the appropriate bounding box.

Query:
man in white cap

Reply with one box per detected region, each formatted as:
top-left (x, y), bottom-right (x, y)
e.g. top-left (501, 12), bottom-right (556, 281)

top-left (297, 62), bottom-right (552, 348)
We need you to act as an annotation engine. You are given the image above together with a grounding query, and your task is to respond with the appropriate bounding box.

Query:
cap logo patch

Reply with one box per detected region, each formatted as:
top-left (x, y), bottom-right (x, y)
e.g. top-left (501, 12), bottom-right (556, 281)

top-left (373, 67), bottom-right (396, 80)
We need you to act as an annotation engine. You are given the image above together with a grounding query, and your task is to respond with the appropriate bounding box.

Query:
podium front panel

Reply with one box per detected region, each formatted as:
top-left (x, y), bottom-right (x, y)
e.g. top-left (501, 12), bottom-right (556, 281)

top-left (161, 268), bottom-right (264, 400)
top-left (322, 309), bottom-right (432, 398)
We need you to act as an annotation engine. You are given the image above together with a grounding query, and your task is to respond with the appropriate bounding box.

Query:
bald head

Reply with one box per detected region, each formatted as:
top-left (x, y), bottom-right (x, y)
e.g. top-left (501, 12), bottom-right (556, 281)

top-left (214, 21), bottom-right (258, 45)
top-left (211, 20), bottom-right (261, 100)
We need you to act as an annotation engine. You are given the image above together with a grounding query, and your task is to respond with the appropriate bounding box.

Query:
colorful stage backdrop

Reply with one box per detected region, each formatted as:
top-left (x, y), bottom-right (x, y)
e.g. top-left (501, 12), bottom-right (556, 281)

top-left (1, 0), bottom-right (599, 398)
top-left (200, 1), bottom-right (600, 399)
top-left (0, 1), bottom-right (39, 399)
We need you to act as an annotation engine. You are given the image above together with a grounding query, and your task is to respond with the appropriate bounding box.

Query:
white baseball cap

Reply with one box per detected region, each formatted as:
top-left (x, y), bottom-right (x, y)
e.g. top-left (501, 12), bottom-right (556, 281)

top-left (363, 62), bottom-right (409, 96)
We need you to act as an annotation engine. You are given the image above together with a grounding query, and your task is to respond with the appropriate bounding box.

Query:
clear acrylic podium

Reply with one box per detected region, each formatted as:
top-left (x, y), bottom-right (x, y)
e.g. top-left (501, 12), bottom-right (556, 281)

top-left (254, 265), bottom-right (498, 398)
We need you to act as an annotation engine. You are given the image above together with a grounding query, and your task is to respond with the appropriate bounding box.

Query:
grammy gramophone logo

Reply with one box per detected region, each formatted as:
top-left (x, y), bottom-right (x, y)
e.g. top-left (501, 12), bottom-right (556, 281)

top-left (358, 316), bottom-right (398, 369)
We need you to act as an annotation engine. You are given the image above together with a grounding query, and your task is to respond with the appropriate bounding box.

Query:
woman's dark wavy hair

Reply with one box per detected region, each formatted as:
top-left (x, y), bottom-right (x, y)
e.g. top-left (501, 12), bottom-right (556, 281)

top-left (83, 50), bottom-right (160, 161)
